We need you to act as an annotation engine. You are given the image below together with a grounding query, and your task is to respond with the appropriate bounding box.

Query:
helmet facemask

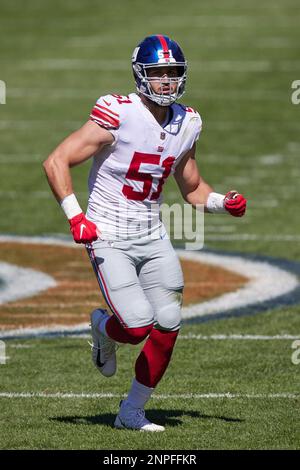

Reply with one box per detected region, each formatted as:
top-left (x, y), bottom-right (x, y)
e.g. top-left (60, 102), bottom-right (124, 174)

top-left (133, 62), bottom-right (187, 106)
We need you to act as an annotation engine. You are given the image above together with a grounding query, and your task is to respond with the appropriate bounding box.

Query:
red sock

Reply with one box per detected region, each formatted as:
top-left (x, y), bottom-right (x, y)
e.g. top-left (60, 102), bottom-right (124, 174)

top-left (135, 328), bottom-right (179, 388)
top-left (106, 315), bottom-right (153, 345)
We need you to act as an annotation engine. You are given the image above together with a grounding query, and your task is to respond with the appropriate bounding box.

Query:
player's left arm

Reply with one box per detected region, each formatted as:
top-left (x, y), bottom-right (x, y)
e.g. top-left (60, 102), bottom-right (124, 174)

top-left (174, 143), bottom-right (247, 217)
top-left (174, 144), bottom-right (212, 211)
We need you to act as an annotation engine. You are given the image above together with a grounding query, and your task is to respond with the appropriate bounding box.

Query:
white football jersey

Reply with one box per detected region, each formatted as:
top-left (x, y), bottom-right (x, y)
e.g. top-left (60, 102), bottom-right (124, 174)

top-left (86, 92), bottom-right (202, 240)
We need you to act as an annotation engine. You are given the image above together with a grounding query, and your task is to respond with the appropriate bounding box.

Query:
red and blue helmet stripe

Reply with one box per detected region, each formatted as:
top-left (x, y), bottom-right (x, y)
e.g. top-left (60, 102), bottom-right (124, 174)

top-left (132, 35), bottom-right (187, 106)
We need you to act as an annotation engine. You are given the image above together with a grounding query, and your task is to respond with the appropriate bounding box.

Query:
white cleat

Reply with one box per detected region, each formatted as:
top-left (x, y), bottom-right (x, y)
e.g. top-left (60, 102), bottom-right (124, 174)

top-left (90, 309), bottom-right (117, 377)
top-left (114, 400), bottom-right (165, 432)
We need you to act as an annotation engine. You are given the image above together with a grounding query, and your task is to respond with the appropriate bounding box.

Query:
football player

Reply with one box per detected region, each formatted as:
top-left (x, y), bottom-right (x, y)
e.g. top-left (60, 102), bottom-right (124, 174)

top-left (43, 35), bottom-right (247, 432)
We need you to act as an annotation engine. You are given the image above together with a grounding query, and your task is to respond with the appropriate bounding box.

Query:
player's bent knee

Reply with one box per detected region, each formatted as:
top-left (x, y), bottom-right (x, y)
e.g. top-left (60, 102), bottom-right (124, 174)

top-left (119, 296), bottom-right (154, 344)
top-left (122, 299), bottom-right (154, 330)
top-left (156, 302), bottom-right (182, 332)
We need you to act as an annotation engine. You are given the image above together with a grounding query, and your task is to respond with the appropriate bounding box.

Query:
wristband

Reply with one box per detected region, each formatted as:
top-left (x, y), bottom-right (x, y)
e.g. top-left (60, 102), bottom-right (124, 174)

top-left (60, 193), bottom-right (82, 219)
top-left (206, 192), bottom-right (226, 214)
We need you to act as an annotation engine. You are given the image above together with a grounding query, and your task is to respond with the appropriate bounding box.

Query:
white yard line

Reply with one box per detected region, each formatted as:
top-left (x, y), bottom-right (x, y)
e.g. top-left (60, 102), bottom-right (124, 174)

top-left (0, 190), bottom-right (88, 199)
top-left (0, 190), bottom-right (54, 199)
top-left (0, 392), bottom-right (298, 400)
top-left (20, 59), bottom-right (129, 71)
top-left (8, 88), bottom-right (97, 100)
top-left (0, 154), bottom-right (43, 163)
top-left (221, 152), bottom-right (298, 164)
top-left (16, 58), bottom-right (300, 73)
top-left (152, 15), bottom-right (300, 27)
top-left (178, 334), bottom-right (300, 340)
top-left (204, 226), bottom-right (237, 233)
top-left (202, 154), bottom-right (288, 165)
top-left (204, 234), bottom-right (300, 241)
top-left (3, 332), bottom-right (299, 340)
top-left (1, 120), bottom-right (299, 132)
top-left (0, 121), bottom-right (81, 130)
top-left (7, 88), bottom-right (289, 102)
top-left (0, 235), bottom-right (80, 248)
top-left (67, 333), bottom-right (300, 340)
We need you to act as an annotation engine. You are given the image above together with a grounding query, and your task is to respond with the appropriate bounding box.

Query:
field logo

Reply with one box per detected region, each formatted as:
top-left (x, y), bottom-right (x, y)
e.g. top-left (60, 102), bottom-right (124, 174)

top-left (291, 80), bottom-right (300, 105)
top-left (0, 340), bottom-right (7, 364)
top-left (291, 339), bottom-right (300, 365)
top-left (0, 80), bottom-right (6, 104)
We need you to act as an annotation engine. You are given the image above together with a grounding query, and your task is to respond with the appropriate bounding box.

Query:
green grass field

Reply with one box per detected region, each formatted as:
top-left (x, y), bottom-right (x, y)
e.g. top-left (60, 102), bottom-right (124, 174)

top-left (1, 308), bottom-right (300, 450)
top-left (0, 0), bottom-right (300, 450)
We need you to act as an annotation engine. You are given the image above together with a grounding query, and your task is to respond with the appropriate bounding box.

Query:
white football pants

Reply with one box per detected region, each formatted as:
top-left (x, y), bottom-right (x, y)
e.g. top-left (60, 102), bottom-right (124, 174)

top-left (86, 237), bottom-right (184, 331)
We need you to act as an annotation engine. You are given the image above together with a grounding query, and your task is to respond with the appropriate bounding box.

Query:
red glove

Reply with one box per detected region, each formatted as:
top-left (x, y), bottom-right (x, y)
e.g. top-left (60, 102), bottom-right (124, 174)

top-left (69, 213), bottom-right (98, 244)
top-left (224, 190), bottom-right (247, 217)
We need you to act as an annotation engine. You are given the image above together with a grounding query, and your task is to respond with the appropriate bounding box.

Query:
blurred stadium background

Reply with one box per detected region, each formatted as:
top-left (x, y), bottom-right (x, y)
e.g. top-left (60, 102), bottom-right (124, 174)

top-left (0, 0), bottom-right (299, 450)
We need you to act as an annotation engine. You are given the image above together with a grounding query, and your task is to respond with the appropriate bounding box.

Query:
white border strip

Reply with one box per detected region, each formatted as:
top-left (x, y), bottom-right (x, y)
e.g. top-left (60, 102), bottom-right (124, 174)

top-left (178, 250), bottom-right (299, 320)
top-left (0, 323), bottom-right (90, 339)
top-left (0, 392), bottom-right (298, 400)
top-left (0, 235), bottom-right (79, 248)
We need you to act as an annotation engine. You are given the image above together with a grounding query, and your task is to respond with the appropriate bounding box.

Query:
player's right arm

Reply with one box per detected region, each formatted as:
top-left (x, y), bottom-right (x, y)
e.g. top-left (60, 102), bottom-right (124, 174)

top-left (43, 120), bottom-right (113, 202)
top-left (43, 120), bottom-right (114, 243)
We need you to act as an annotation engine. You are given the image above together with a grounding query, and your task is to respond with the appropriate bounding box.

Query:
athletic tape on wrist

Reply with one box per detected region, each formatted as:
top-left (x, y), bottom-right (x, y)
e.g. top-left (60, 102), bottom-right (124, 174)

top-left (60, 193), bottom-right (82, 219)
top-left (206, 192), bottom-right (226, 214)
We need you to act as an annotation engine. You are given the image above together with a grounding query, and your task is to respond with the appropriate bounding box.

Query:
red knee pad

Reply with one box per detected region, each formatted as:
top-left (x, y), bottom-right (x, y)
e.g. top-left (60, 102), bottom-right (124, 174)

top-left (135, 328), bottom-right (179, 388)
top-left (106, 316), bottom-right (153, 345)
